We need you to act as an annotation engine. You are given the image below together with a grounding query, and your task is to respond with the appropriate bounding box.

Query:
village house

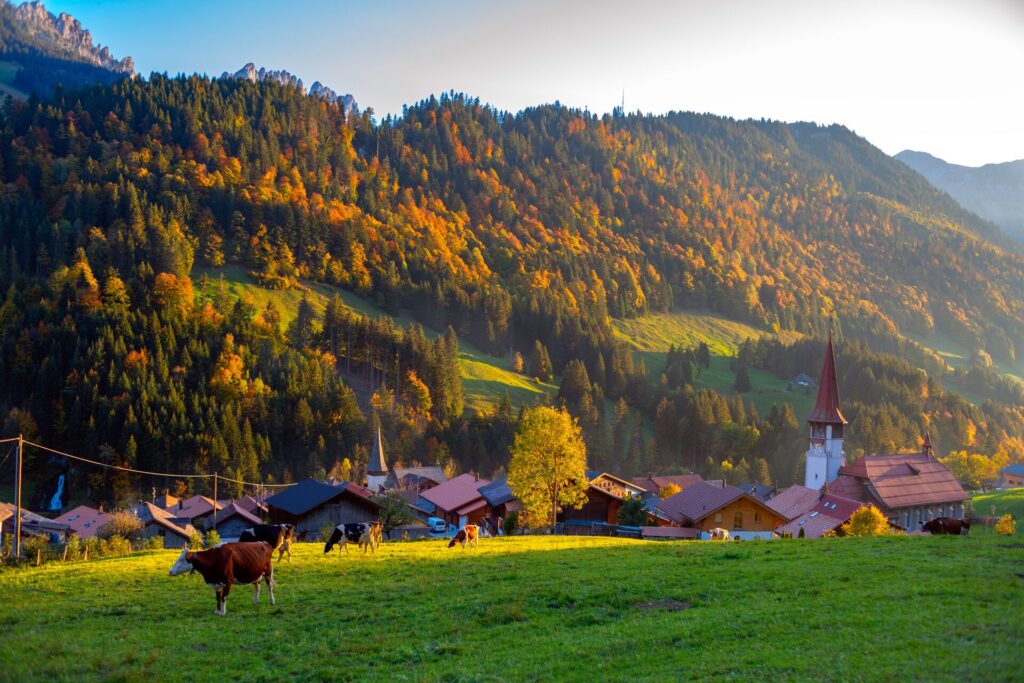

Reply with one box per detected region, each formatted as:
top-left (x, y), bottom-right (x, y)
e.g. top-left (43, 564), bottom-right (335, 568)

top-left (53, 504), bottom-right (110, 539)
top-left (134, 501), bottom-right (195, 548)
top-left (387, 465), bottom-right (448, 494)
top-left (166, 495), bottom-right (232, 529)
top-left (561, 471), bottom-right (647, 528)
top-left (656, 481), bottom-right (789, 539)
top-left (0, 502), bottom-right (69, 543)
top-left (631, 474), bottom-right (703, 497)
top-left (265, 478), bottom-right (380, 538)
top-left (418, 473), bottom-right (492, 529)
top-left (998, 464), bottom-right (1024, 488)
top-left (208, 501), bottom-right (264, 539)
top-left (477, 476), bottom-right (520, 530)
top-left (773, 489), bottom-right (864, 538)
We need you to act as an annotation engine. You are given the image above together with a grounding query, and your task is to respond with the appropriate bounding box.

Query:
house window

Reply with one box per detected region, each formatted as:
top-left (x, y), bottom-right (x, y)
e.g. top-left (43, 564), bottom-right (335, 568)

top-left (733, 512), bottom-right (743, 529)
top-left (754, 512), bottom-right (761, 523)
top-left (714, 513), bottom-right (722, 523)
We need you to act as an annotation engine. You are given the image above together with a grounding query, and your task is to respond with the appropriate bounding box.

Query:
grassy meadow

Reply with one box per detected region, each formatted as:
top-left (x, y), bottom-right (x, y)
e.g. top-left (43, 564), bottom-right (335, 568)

top-left (973, 488), bottom-right (1024, 521)
top-left (0, 534), bottom-right (1020, 681)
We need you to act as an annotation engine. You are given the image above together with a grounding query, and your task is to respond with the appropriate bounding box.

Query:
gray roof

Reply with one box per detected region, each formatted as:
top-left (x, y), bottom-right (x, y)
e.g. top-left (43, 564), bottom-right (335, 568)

top-left (478, 477), bottom-right (516, 507)
top-left (265, 478), bottom-right (348, 516)
top-left (1001, 464), bottom-right (1024, 477)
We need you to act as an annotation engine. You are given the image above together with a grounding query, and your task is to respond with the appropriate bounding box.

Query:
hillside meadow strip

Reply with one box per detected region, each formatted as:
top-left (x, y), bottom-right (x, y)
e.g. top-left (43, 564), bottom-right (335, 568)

top-left (0, 535), bottom-right (1020, 681)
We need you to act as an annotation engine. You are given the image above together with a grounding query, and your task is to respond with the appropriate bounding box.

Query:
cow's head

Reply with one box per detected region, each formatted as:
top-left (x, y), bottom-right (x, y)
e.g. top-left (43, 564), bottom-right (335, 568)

top-left (168, 548), bottom-right (195, 576)
top-left (323, 525), bottom-right (342, 554)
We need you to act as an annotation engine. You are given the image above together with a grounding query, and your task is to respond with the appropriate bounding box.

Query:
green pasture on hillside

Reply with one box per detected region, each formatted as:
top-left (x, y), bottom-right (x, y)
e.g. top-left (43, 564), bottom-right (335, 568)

top-left (193, 265), bottom-right (557, 414)
top-left (0, 535), bottom-right (1020, 681)
top-left (0, 60), bottom-right (26, 100)
top-left (973, 488), bottom-right (1024, 521)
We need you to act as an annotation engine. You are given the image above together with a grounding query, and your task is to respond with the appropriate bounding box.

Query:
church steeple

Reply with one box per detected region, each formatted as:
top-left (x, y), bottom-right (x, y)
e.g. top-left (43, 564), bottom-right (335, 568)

top-left (804, 326), bottom-right (847, 489)
top-left (366, 426), bottom-right (388, 493)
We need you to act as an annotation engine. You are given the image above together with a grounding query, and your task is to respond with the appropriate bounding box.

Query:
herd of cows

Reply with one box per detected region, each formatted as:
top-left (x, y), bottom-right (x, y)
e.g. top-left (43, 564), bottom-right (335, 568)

top-left (168, 516), bottom-right (970, 616)
top-left (168, 522), bottom-right (482, 615)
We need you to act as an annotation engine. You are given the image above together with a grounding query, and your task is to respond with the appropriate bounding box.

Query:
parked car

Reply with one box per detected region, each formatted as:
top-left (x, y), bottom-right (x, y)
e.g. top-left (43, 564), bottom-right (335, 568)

top-left (427, 517), bottom-right (447, 534)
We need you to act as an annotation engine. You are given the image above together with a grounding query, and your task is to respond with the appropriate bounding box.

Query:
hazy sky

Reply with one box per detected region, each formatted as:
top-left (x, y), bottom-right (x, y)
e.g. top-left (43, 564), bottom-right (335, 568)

top-left (39, 0), bottom-right (1024, 166)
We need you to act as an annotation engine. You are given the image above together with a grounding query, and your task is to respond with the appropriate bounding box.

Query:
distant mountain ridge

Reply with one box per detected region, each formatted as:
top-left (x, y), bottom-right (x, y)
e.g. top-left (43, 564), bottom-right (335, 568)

top-left (896, 150), bottom-right (1024, 242)
top-left (0, 0), bottom-right (133, 97)
top-left (223, 63), bottom-right (357, 115)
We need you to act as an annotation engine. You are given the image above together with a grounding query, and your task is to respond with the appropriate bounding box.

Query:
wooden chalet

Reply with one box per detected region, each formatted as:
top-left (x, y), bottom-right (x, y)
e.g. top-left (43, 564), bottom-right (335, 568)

top-left (561, 471), bottom-right (646, 527)
top-left (656, 481), bottom-right (788, 540)
top-left (265, 478), bottom-right (380, 538)
top-left (418, 473), bottom-right (492, 528)
top-left (134, 502), bottom-right (195, 548)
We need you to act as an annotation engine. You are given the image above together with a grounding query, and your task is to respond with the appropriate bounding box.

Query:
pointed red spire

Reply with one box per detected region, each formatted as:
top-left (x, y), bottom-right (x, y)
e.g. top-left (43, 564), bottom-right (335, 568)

top-left (808, 328), bottom-right (847, 425)
top-left (922, 431), bottom-right (933, 458)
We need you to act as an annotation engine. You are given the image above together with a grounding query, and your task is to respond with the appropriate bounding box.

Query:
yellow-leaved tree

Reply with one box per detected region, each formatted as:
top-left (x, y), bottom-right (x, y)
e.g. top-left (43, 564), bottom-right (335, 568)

top-left (994, 514), bottom-right (1016, 536)
top-left (507, 406), bottom-right (589, 531)
top-left (658, 483), bottom-right (682, 499)
top-left (841, 505), bottom-right (890, 537)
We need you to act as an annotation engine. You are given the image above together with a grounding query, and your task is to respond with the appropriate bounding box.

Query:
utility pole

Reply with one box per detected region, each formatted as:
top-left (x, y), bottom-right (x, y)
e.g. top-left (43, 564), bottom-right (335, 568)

top-left (14, 434), bottom-right (22, 564)
top-left (212, 472), bottom-right (218, 535)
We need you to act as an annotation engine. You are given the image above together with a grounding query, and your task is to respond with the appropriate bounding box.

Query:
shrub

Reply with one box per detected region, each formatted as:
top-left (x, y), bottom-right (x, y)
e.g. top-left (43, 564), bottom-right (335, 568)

top-left (64, 535), bottom-right (82, 561)
top-left (82, 537), bottom-right (101, 560)
top-left (841, 505), bottom-right (890, 537)
top-left (204, 530), bottom-right (222, 548)
top-left (658, 484), bottom-right (682, 499)
top-left (144, 536), bottom-right (164, 550)
top-left (22, 535), bottom-right (51, 565)
top-left (103, 535), bottom-right (132, 557)
top-left (97, 510), bottom-right (144, 541)
top-left (995, 514), bottom-right (1016, 536)
top-left (503, 511), bottom-right (518, 536)
top-left (188, 531), bottom-right (205, 550)
top-left (798, 527), bottom-right (805, 538)
top-left (617, 495), bottom-right (649, 527)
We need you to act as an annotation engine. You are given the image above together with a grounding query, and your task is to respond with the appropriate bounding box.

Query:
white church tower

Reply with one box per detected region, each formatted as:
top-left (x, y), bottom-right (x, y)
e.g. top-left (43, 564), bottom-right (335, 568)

top-left (366, 426), bottom-right (389, 493)
top-left (804, 329), bottom-right (847, 489)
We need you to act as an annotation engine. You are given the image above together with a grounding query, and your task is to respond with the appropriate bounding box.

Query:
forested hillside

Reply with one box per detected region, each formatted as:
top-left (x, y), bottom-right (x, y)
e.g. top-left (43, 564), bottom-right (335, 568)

top-left (1, 74), bottom-right (1022, 504)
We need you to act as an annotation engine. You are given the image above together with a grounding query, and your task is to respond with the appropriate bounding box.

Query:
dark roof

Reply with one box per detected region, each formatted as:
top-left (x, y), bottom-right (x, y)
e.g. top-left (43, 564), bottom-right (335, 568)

top-left (656, 482), bottom-right (745, 525)
top-left (838, 453), bottom-right (968, 509)
top-left (736, 482), bottom-right (775, 500)
top-left (630, 474), bottom-right (703, 497)
top-left (265, 478), bottom-right (348, 516)
top-left (808, 332), bottom-right (847, 425)
top-left (1001, 464), bottom-right (1024, 477)
top-left (478, 477), bottom-right (516, 507)
top-left (211, 501), bottom-right (263, 527)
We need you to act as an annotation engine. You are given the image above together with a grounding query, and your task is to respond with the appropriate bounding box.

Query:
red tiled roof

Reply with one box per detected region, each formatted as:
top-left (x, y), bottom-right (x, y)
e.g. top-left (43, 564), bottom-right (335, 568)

top-left (211, 502), bottom-right (263, 527)
top-left (812, 493), bottom-right (863, 521)
top-left (453, 498), bottom-right (488, 517)
top-left (766, 485), bottom-right (820, 520)
top-left (631, 474), bottom-right (703, 497)
top-left (170, 495), bottom-right (231, 520)
top-left (838, 453), bottom-right (968, 509)
top-left (827, 475), bottom-right (866, 502)
top-left (135, 501), bottom-right (194, 538)
top-left (419, 473), bottom-right (492, 513)
top-left (779, 512), bottom-right (845, 538)
top-left (54, 504), bottom-right (110, 538)
top-left (808, 333), bottom-right (847, 425)
top-left (656, 482), bottom-right (745, 525)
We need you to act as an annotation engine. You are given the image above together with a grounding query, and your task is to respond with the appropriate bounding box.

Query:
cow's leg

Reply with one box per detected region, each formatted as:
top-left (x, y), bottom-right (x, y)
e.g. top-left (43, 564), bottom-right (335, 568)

top-left (215, 588), bottom-right (224, 615)
top-left (221, 583), bottom-right (231, 615)
top-left (253, 581), bottom-right (261, 606)
top-left (266, 569), bottom-right (276, 606)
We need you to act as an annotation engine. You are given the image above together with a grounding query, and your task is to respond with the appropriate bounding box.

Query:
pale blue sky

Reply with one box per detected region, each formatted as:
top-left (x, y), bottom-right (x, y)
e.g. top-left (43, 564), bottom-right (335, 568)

top-left (34, 0), bottom-right (1024, 166)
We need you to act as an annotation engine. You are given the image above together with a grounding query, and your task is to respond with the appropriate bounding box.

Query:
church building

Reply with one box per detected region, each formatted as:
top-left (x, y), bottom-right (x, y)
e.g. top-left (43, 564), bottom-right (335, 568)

top-left (802, 331), bottom-right (968, 530)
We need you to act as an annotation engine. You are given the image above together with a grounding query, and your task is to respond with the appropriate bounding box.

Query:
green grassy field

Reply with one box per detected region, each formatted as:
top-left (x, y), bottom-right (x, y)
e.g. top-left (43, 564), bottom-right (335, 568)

top-left (973, 488), bottom-right (1024, 520)
top-left (0, 535), bottom-right (1019, 681)
top-left (0, 60), bottom-right (26, 101)
top-left (194, 265), bottom-right (557, 414)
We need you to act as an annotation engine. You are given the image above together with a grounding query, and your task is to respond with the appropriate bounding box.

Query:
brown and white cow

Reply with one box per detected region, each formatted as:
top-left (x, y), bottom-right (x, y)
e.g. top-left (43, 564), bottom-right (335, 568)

top-left (168, 541), bottom-right (275, 615)
top-left (447, 524), bottom-right (480, 549)
top-left (323, 522), bottom-right (383, 555)
top-left (708, 528), bottom-right (730, 541)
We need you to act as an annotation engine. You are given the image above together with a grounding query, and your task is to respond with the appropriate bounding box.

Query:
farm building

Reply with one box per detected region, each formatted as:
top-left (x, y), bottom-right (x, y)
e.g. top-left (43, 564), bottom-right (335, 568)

top-left (998, 464), bottom-right (1024, 488)
top-left (561, 472), bottom-right (647, 527)
top-left (1, 502), bottom-right (69, 543)
top-left (656, 481), bottom-right (788, 540)
top-left (53, 505), bottom-right (110, 539)
top-left (776, 491), bottom-right (863, 538)
top-left (208, 502), bottom-right (263, 539)
top-left (134, 502), bottom-right (195, 548)
top-left (165, 495), bottom-right (231, 528)
top-left (478, 476), bottom-right (521, 531)
top-left (265, 478), bottom-right (380, 538)
top-left (418, 473), bottom-right (492, 528)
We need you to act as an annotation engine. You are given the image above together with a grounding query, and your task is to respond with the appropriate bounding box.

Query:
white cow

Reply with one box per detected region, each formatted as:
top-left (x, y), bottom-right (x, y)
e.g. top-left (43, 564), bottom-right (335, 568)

top-left (709, 527), bottom-right (730, 541)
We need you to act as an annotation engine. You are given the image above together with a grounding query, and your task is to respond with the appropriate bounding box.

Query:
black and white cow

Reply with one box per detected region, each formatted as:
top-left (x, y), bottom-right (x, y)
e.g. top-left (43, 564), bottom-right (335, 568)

top-left (238, 524), bottom-right (295, 562)
top-left (323, 522), bottom-right (382, 555)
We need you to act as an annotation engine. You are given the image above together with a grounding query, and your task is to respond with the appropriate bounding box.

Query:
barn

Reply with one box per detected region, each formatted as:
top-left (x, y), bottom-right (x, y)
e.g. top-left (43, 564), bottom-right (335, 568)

top-left (656, 481), bottom-right (788, 540)
top-left (265, 478), bottom-right (380, 539)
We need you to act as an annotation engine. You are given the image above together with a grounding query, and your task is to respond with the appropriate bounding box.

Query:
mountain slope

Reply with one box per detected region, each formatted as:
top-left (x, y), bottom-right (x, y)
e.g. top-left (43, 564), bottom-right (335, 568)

top-left (0, 0), bottom-right (133, 98)
top-left (895, 150), bottom-right (1024, 243)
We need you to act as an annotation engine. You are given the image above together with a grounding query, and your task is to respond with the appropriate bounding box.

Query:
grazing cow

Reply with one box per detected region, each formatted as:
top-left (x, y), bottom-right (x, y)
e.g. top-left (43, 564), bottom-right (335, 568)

top-left (168, 541), bottom-right (275, 616)
top-left (323, 522), bottom-right (382, 555)
top-left (708, 528), bottom-right (730, 541)
top-left (238, 524), bottom-right (295, 562)
top-left (922, 517), bottom-right (971, 535)
top-left (447, 524), bottom-right (480, 549)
